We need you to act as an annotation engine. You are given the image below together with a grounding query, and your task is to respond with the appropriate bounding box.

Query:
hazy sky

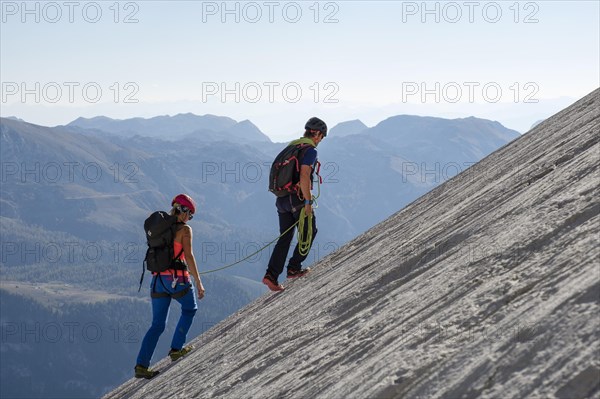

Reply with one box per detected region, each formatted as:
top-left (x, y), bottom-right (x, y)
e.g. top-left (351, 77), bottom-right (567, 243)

top-left (1, 1), bottom-right (598, 141)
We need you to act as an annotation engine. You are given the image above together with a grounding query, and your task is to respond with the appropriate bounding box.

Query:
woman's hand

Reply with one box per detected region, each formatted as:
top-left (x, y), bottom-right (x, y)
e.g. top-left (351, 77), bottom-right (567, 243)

top-left (197, 284), bottom-right (205, 300)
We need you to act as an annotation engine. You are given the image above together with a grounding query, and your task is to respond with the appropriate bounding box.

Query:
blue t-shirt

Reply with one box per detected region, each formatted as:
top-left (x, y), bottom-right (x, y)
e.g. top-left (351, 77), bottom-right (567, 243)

top-left (301, 147), bottom-right (318, 168)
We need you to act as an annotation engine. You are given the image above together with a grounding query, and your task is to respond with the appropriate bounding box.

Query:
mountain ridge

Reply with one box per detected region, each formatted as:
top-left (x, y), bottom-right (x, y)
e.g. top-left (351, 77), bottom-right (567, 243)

top-left (65, 113), bottom-right (271, 143)
top-left (328, 119), bottom-right (368, 137)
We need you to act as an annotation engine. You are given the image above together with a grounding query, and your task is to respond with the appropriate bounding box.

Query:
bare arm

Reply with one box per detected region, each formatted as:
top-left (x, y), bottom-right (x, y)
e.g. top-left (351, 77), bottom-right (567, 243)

top-left (181, 225), bottom-right (205, 300)
top-left (299, 164), bottom-right (313, 215)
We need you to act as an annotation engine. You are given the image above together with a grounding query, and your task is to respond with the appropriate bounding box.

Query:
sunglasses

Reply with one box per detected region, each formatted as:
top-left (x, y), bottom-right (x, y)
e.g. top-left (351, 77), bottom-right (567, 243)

top-left (181, 206), bottom-right (194, 220)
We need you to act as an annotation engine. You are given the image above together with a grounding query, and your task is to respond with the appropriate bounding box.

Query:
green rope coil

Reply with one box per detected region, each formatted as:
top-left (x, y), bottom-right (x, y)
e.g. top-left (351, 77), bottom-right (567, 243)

top-left (297, 206), bottom-right (313, 257)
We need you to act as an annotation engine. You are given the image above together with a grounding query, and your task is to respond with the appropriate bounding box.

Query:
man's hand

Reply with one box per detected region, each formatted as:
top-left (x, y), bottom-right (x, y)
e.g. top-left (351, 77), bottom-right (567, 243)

top-left (304, 203), bottom-right (313, 216)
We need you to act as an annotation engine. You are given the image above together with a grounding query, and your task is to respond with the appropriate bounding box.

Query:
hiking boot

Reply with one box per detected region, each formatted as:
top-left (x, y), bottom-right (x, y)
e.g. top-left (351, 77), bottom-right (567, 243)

top-left (262, 273), bottom-right (285, 292)
top-left (135, 364), bottom-right (160, 379)
top-left (287, 267), bottom-right (311, 279)
top-left (169, 345), bottom-right (193, 361)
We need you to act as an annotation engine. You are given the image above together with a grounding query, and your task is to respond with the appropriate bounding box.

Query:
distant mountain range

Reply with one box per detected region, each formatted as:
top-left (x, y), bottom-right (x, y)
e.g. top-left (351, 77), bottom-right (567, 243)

top-left (0, 112), bottom-right (520, 398)
top-left (66, 113), bottom-right (271, 143)
top-left (1, 113), bottom-right (520, 262)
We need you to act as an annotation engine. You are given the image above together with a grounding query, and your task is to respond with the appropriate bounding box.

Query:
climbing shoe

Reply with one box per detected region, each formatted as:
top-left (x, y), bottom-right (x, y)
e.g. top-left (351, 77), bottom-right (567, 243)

top-left (287, 267), bottom-right (311, 279)
top-left (169, 345), bottom-right (193, 361)
top-left (262, 273), bottom-right (285, 292)
top-left (135, 364), bottom-right (160, 379)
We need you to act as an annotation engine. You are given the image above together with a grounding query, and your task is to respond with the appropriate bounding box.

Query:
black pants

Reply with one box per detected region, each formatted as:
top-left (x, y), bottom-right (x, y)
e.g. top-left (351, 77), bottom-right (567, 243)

top-left (266, 195), bottom-right (317, 279)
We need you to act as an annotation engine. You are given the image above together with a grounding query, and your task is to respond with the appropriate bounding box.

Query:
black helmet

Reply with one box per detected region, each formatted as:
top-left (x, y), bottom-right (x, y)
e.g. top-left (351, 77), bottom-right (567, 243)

top-left (305, 117), bottom-right (328, 136)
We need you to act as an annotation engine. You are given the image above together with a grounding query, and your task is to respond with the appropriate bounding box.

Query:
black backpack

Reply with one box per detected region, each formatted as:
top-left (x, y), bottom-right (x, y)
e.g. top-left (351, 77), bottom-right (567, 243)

top-left (269, 139), bottom-right (315, 197)
top-left (138, 211), bottom-right (186, 291)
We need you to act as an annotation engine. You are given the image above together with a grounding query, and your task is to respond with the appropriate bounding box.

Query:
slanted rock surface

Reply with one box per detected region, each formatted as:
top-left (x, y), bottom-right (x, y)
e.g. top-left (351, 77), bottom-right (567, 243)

top-left (104, 89), bottom-right (599, 399)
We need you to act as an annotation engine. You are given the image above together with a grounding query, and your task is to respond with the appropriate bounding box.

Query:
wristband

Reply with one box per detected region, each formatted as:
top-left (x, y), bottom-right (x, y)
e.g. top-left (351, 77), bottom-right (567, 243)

top-left (304, 199), bottom-right (313, 205)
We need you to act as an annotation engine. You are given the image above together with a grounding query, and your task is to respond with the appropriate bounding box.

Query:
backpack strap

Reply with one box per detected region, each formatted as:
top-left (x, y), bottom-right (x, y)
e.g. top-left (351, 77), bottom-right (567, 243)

top-left (290, 144), bottom-right (314, 194)
top-left (315, 160), bottom-right (322, 184)
top-left (288, 137), bottom-right (316, 147)
top-left (295, 143), bottom-right (319, 198)
top-left (138, 249), bottom-right (150, 292)
top-left (174, 247), bottom-right (184, 260)
top-left (172, 223), bottom-right (187, 272)
top-left (172, 246), bottom-right (187, 272)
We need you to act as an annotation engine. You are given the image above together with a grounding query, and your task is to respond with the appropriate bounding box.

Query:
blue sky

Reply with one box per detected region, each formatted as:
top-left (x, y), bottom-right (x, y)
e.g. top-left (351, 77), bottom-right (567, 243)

top-left (1, 1), bottom-right (598, 141)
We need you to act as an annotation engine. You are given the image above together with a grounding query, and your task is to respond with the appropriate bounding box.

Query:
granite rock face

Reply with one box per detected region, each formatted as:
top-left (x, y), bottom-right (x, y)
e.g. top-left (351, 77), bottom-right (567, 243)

top-left (104, 89), bottom-right (599, 399)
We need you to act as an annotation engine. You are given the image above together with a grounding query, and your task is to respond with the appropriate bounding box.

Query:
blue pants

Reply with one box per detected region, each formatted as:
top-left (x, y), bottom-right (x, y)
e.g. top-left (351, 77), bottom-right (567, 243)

top-left (136, 274), bottom-right (198, 368)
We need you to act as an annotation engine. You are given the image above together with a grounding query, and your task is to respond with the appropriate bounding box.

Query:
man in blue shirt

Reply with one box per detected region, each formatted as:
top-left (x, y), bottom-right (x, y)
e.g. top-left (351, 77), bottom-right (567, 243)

top-left (263, 117), bottom-right (327, 291)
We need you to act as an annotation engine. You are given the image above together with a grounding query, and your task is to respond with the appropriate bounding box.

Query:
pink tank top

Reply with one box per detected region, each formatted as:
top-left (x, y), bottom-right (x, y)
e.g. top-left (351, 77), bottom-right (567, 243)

top-left (173, 241), bottom-right (186, 261)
